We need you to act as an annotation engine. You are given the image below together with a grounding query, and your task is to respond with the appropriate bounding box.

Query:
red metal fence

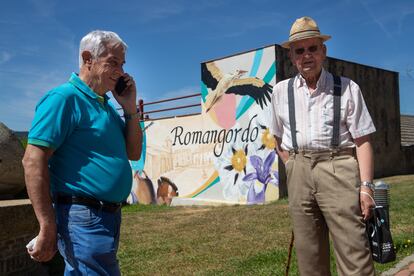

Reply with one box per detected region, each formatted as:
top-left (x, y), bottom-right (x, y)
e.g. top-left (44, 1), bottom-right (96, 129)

top-left (117, 93), bottom-right (202, 120)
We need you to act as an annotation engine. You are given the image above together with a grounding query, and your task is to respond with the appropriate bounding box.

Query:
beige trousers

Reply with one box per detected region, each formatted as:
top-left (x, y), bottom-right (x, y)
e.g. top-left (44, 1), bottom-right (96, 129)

top-left (286, 150), bottom-right (375, 276)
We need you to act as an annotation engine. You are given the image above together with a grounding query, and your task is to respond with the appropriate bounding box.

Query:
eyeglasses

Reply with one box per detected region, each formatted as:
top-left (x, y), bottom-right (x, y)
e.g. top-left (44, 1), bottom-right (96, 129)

top-left (293, 45), bottom-right (319, 55)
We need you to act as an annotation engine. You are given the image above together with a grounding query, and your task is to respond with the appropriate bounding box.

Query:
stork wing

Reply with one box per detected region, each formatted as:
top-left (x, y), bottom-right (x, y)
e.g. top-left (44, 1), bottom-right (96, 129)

top-left (225, 77), bottom-right (273, 109)
top-left (201, 62), bottom-right (222, 90)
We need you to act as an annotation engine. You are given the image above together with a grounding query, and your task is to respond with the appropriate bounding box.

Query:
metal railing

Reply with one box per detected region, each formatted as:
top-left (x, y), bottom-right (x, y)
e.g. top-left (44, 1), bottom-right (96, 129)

top-left (118, 93), bottom-right (202, 120)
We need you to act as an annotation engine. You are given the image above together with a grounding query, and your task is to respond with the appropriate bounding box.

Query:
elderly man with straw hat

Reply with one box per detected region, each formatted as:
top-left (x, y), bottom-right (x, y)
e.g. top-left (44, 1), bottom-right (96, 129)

top-left (270, 17), bottom-right (376, 275)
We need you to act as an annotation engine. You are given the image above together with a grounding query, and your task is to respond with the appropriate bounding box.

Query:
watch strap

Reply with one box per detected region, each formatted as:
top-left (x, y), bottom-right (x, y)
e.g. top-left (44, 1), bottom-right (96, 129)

top-left (361, 181), bottom-right (375, 191)
top-left (124, 112), bottom-right (140, 120)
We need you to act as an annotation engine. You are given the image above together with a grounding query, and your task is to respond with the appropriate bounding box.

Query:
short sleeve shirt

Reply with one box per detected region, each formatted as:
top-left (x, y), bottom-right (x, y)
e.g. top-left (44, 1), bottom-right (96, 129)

top-left (270, 69), bottom-right (376, 151)
top-left (28, 73), bottom-right (132, 203)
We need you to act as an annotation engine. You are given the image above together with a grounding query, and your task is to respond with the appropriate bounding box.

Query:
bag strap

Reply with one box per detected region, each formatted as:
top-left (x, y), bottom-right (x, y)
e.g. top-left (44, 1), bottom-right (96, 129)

top-left (360, 191), bottom-right (377, 207)
top-left (287, 78), bottom-right (298, 152)
top-left (331, 75), bottom-right (342, 148)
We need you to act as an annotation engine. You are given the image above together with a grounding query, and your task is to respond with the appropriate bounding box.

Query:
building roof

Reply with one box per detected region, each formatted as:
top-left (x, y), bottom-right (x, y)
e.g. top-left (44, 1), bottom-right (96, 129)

top-left (401, 115), bottom-right (414, 146)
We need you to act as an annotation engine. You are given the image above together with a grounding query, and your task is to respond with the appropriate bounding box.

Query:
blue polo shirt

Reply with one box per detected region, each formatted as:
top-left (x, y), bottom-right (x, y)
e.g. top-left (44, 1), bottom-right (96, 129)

top-left (28, 73), bottom-right (132, 203)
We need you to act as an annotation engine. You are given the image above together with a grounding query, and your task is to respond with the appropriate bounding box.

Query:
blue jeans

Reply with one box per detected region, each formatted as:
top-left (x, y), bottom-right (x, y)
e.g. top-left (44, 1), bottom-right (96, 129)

top-left (54, 203), bottom-right (122, 276)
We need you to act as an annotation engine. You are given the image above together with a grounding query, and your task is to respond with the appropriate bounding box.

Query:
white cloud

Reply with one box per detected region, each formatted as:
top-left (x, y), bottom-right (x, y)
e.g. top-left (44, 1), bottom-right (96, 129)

top-left (359, 0), bottom-right (394, 39)
top-left (140, 5), bottom-right (184, 22)
top-left (202, 11), bottom-right (286, 40)
top-left (0, 51), bottom-right (12, 64)
top-left (160, 85), bottom-right (200, 99)
top-left (0, 69), bottom-right (67, 130)
top-left (28, 0), bottom-right (57, 18)
top-left (358, 0), bottom-right (414, 40)
top-left (130, 0), bottom-right (226, 23)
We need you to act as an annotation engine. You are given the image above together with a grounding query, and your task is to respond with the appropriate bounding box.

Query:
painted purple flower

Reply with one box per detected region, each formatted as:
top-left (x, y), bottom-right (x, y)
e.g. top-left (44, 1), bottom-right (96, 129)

top-left (246, 183), bottom-right (265, 204)
top-left (243, 151), bottom-right (278, 204)
top-left (243, 151), bottom-right (276, 185)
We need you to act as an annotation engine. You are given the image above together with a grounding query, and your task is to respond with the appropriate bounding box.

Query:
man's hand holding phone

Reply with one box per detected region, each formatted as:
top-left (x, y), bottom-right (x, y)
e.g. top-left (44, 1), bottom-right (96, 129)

top-left (112, 73), bottom-right (137, 114)
top-left (114, 76), bottom-right (128, 96)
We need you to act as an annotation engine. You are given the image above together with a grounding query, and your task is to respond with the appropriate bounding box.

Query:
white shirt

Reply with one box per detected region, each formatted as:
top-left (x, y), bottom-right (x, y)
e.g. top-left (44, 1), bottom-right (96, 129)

top-left (270, 69), bottom-right (376, 151)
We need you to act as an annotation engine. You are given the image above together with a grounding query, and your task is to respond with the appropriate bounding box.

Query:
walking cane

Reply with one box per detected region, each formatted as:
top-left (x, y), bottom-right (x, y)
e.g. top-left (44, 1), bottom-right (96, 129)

top-left (285, 231), bottom-right (294, 276)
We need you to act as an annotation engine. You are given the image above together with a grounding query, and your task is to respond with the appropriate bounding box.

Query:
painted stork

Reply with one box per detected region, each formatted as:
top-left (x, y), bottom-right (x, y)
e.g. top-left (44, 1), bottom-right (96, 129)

top-left (202, 62), bottom-right (273, 112)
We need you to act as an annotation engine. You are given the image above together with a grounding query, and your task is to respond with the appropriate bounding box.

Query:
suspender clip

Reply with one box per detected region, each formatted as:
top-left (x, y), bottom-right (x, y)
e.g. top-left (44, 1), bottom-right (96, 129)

top-left (331, 147), bottom-right (339, 157)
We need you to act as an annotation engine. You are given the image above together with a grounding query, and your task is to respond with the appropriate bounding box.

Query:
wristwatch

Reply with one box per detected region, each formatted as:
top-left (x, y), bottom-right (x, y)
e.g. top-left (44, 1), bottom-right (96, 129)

top-left (360, 181), bottom-right (375, 192)
top-left (124, 112), bottom-right (140, 120)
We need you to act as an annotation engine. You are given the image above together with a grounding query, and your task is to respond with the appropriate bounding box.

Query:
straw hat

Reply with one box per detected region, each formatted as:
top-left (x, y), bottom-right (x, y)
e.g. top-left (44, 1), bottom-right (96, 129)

top-left (281, 16), bottom-right (331, 48)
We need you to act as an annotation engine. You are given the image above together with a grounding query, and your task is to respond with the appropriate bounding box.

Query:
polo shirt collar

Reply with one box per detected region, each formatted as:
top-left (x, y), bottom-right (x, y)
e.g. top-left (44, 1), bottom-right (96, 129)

top-left (69, 73), bottom-right (109, 103)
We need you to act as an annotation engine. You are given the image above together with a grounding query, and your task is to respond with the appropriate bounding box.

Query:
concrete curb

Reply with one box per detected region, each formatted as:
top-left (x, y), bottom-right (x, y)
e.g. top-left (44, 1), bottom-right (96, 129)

top-left (381, 254), bottom-right (414, 276)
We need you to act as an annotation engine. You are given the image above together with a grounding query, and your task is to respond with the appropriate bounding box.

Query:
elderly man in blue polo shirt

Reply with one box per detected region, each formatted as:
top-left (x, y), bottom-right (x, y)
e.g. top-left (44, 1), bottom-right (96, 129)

top-left (22, 30), bottom-right (142, 275)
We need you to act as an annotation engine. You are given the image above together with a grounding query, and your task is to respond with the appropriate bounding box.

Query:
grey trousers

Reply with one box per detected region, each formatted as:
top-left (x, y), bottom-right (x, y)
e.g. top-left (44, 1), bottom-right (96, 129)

top-left (286, 150), bottom-right (375, 276)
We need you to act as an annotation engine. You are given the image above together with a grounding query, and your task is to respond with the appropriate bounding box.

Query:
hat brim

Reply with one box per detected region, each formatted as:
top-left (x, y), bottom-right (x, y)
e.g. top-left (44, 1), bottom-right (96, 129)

top-left (281, 34), bottom-right (331, 49)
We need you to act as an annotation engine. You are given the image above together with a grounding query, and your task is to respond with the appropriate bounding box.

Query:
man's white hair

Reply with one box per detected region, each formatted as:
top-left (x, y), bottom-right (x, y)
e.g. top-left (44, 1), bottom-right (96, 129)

top-left (79, 30), bottom-right (128, 68)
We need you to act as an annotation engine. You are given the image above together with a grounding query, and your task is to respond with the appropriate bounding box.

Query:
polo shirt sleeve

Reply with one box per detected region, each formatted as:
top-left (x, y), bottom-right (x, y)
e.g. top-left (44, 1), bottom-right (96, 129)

top-left (346, 80), bottom-right (376, 139)
top-left (270, 84), bottom-right (284, 138)
top-left (28, 92), bottom-right (77, 150)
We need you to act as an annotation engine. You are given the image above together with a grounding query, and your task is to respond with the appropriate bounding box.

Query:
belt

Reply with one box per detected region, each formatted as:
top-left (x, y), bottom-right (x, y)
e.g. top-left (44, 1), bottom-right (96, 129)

top-left (288, 147), bottom-right (355, 157)
top-left (54, 194), bottom-right (122, 213)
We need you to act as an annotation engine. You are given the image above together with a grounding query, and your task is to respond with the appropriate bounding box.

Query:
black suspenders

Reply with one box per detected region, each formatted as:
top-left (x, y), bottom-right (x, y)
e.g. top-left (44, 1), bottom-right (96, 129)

top-left (331, 75), bottom-right (342, 148)
top-left (287, 78), bottom-right (298, 152)
top-left (287, 74), bottom-right (342, 151)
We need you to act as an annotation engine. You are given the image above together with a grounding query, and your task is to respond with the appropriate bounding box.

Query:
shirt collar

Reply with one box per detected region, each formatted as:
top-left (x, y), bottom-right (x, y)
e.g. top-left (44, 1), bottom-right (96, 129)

top-left (69, 72), bottom-right (109, 102)
top-left (296, 68), bottom-right (327, 90)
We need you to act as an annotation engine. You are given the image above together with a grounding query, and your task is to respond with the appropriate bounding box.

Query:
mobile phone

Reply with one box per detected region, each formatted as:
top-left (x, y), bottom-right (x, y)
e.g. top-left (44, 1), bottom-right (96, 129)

top-left (114, 76), bottom-right (127, 96)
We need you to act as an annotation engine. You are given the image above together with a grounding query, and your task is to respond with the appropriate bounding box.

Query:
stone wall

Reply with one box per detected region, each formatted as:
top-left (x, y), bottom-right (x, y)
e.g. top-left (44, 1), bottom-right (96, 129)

top-left (0, 200), bottom-right (46, 275)
top-left (0, 123), bottom-right (26, 198)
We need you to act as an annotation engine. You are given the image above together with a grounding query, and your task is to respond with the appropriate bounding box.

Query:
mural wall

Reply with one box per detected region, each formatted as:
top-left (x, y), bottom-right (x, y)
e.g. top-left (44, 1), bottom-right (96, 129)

top-left (128, 45), bottom-right (278, 205)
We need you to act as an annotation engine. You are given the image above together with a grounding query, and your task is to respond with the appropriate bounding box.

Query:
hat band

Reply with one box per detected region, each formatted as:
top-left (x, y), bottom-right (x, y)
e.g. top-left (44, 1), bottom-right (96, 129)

top-left (289, 29), bottom-right (321, 41)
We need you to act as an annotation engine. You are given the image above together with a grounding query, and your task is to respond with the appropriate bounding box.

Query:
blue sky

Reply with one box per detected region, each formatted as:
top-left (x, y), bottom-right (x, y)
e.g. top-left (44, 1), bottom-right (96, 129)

top-left (1, 0), bottom-right (413, 131)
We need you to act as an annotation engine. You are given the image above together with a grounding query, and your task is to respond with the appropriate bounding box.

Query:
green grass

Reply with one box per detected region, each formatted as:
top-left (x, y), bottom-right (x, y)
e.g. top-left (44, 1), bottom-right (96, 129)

top-left (20, 137), bottom-right (28, 148)
top-left (119, 175), bottom-right (414, 275)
